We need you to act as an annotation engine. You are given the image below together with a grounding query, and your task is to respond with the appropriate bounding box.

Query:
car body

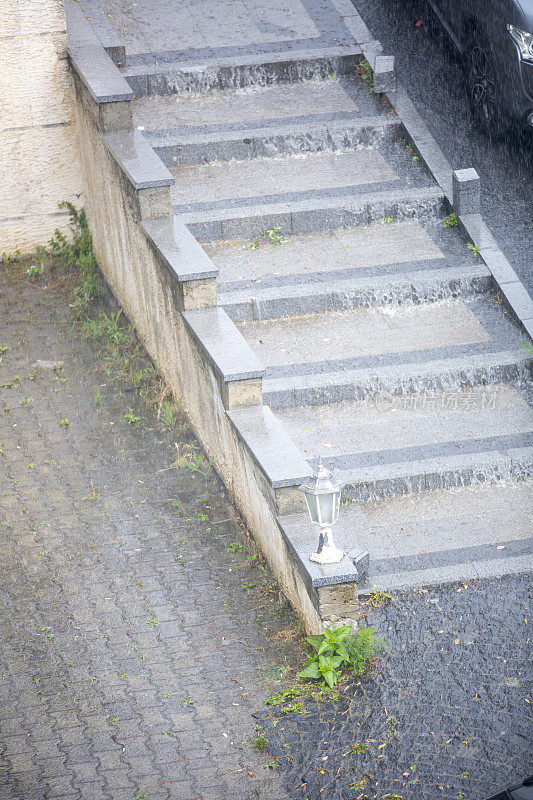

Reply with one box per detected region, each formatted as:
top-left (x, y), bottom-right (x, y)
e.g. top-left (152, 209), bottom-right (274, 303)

top-left (426, 0), bottom-right (533, 134)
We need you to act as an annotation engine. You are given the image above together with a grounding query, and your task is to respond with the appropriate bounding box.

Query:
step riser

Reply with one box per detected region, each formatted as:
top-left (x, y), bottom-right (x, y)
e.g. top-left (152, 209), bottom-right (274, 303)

top-left (342, 459), bottom-right (533, 502)
top-left (222, 273), bottom-right (492, 322)
top-left (152, 121), bottom-right (402, 166)
top-left (126, 54), bottom-right (361, 98)
top-left (186, 191), bottom-right (446, 241)
top-left (264, 360), bottom-right (533, 409)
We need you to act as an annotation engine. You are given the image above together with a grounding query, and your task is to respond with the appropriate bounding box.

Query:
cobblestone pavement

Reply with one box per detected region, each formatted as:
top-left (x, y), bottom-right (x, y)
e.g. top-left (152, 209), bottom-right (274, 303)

top-left (0, 266), bottom-right (295, 800)
top-left (257, 577), bottom-right (532, 799)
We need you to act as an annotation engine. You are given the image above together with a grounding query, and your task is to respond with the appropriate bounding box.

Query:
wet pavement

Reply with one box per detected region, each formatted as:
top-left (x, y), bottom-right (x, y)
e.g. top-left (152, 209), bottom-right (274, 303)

top-left (258, 578), bottom-right (532, 799)
top-left (351, 0), bottom-right (533, 294)
top-left (0, 264), bottom-right (294, 800)
top-left (1, 264), bottom-right (531, 800)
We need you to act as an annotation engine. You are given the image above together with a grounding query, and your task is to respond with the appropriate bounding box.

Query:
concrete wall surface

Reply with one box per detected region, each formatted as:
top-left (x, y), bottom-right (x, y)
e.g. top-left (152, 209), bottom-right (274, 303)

top-left (0, 0), bottom-right (82, 255)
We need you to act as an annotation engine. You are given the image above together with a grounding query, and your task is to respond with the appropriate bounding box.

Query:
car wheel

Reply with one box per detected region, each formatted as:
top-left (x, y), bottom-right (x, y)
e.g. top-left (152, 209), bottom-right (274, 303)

top-left (464, 31), bottom-right (510, 138)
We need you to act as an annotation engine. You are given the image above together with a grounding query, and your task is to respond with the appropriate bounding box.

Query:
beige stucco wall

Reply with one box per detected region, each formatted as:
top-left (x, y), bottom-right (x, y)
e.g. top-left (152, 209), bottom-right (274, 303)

top-left (0, 0), bottom-right (82, 255)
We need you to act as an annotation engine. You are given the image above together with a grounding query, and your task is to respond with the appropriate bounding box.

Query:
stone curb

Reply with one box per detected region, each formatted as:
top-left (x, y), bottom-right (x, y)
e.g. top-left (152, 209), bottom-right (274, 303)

top-left (338, 0), bottom-right (533, 342)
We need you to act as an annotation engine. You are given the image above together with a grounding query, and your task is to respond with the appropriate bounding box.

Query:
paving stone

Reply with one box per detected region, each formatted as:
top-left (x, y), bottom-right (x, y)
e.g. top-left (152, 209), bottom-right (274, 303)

top-left (0, 272), bottom-right (292, 799)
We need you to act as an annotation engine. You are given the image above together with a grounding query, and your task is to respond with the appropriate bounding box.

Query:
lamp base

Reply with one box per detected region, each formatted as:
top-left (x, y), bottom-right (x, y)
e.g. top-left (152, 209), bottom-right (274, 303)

top-left (310, 546), bottom-right (345, 564)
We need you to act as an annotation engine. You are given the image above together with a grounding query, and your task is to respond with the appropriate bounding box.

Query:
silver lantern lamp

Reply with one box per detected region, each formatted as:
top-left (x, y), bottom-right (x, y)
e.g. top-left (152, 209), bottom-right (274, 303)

top-left (299, 464), bottom-right (344, 564)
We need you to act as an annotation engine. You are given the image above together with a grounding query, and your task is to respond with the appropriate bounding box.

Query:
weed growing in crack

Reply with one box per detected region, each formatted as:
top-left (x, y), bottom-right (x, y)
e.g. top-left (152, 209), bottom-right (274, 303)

top-left (298, 625), bottom-right (388, 688)
top-left (243, 227), bottom-right (289, 250)
top-left (251, 733), bottom-right (269, 751)
top-left (357, 58), bottom-right (373, 91)
top-left (174, 443), bottom-right (214, 479)
top-left (123, 409), bottom-right (142, 424)
top-left (443, 212), bottom-right (458, 228)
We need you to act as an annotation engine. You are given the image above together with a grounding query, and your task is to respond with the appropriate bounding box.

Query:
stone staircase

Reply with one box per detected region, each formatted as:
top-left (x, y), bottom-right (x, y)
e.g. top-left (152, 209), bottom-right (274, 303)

top-left (125, 52), bottom-right (533, 593)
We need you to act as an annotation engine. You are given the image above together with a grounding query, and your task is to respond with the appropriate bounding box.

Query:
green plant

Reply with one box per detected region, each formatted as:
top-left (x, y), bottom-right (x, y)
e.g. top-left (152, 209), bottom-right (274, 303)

top-left (468, 242), bottom-right (480, 256)
top-left (123, 408), bottom-right (142, 424)
top-left (520, 342), bottom-right (533, 355)
top-left (350, 742), bottom-right (369, 754)
top-left (443, 212), bottom-right (458, 228)
top-left (20, 397), bottom-right (33, 405)
top-left (49, 203), bottom-right (103, 317)
top-left (380, 217), bottom-right (394, 225)
top-left (358, 58), bottom-right (373, 91)
top-left (59, 418), bottom-right (71, 428)
top-left (0, 344), bottom-right (8, 355)
top-left (364, 588), bottom-right (394, 607)
top-left (298, 625), bottom-right (388, 688)
top-left (26, 263), bottom-right (44, 277)
top-left (226, 541), bottom-right (245, 554)
top-left (175, 444), bottom-right (214, 478)
top-left (158, 399), bottom-right (176, 427)
top-left (243, 226), bottom-right (289, 250)
top-left (251, 733), bottom-right (269, 751)
top-left (1, 250), bottom-right (21, 266)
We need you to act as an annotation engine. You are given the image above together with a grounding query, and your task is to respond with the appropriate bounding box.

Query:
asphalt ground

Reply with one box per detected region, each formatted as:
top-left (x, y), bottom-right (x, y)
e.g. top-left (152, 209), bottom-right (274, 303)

top-left (351, 0), bottom-right (533, 293)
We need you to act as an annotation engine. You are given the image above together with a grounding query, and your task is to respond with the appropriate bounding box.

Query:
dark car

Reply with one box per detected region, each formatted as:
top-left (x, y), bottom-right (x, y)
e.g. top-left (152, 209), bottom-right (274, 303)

top-left (426, 0), bottom-right (533, 135)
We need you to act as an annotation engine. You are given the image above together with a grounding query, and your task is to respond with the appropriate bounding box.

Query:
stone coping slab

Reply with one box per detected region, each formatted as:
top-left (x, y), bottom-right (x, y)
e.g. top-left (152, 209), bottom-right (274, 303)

top-left (103, 130), bottom-right (174, 189)
top-left (65, 0), bottom-right (133, 103)
top-left (277, 511), bottom-right (360, 589)
top-left (182, 307), bottom-right (265, 382)
top-left (141, 217), bottom-right (218, 282)
top-left (227, 405), bottom-right (312, 488)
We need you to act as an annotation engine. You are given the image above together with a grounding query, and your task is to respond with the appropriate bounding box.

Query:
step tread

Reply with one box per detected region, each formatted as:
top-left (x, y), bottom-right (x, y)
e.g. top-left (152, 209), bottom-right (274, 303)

top-left (169, 142), bottom-right (432, 211)
top-left (132, 79), bottom-right (387, 134)
top-left (274, 384), bottom-right (533, 469)
top-left (212, 218), bottom-right (452, 288)
top-left (279, 480), bottom-right (533, 590)
top-left (236, 297), bottom-right (523, 373)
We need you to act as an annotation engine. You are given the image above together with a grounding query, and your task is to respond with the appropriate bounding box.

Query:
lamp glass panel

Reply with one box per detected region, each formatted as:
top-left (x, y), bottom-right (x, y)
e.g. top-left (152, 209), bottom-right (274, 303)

top-left (332, 491), bottom-right (341, 524)
top-left (318, 493), bottom-right (334, 525)
top-left (305, 492), bottom-right (319, 524)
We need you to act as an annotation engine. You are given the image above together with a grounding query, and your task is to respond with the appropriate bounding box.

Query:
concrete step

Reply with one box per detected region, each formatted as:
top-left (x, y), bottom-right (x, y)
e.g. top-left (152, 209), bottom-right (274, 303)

top-left (123, 44), bottom-right (362, 97)
top-left (220, 264), bottom-right (491, 321)
top-left (274, 383), bottom-right (533, 500)
top-left (184, 185), bottom-right (445, 242)
top-left (263, 349), bottom-right (532, 409)
top-left (209, 217), bottom-right (482, 302)
top-left (146, 114), bottom-right (403, 166)
top-left (280, 480), bottom-right (533, 592)
top-left (168, 140), bottom-right (433, 214)
top-left (131, 77), bottom-right (400, 164)
top-left (236, 296), bottom-right (524, 375)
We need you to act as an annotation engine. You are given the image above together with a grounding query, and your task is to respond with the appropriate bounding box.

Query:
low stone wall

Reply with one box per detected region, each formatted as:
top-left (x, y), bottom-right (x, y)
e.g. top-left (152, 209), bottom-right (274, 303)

top-left (0, 0), bottom-right (82, 254)
top-left (65, 2), bottom-right (362, 632)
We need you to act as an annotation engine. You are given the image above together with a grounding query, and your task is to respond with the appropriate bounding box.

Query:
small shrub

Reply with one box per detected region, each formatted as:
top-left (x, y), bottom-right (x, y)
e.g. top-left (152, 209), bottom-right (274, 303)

top-left (298, 624), bottom-right (388, 688)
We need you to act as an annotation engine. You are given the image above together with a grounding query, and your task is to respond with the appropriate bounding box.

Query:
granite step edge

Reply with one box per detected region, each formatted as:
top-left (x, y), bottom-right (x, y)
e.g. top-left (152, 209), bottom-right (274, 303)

top-left (262, 350), bottom-right (533, 408)
top-left (219, 264), bottom-right (492, 321)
